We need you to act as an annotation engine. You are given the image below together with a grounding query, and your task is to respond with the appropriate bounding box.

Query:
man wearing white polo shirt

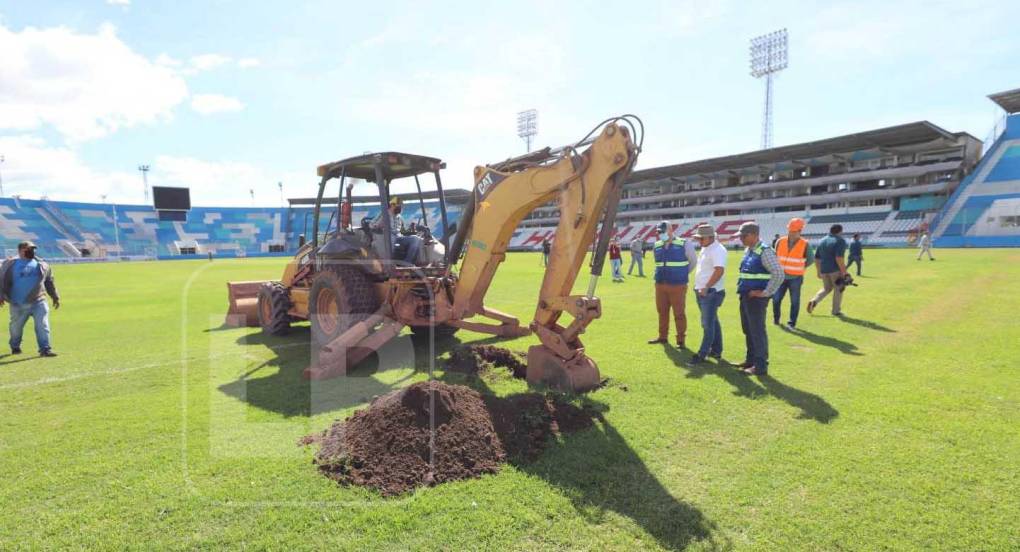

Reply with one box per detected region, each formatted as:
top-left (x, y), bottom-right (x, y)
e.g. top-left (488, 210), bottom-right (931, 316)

top-left (690, 225), bottom-right (728, 364)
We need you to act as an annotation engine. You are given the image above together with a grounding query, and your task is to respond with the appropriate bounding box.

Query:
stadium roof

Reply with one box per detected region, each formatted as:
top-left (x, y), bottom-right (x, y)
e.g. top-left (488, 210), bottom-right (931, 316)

top-left (288, 188), bottom-right (472, 206)
top-left (629, 121), bottom-right (959, 182)
top-left (988, 87), bottom-right (1020, 114)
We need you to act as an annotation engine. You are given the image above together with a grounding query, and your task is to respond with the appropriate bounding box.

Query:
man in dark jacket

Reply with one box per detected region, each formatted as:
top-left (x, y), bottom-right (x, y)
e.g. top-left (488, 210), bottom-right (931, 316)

top-left (0, 241), bottom-right (60, 356)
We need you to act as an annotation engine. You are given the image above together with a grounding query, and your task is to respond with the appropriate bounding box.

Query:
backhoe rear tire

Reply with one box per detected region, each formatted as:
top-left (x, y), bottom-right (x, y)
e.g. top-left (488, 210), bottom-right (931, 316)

top-left (309, 265), bottom-right (382, 348)
top-left (257, 282), bottom-right (292, 336)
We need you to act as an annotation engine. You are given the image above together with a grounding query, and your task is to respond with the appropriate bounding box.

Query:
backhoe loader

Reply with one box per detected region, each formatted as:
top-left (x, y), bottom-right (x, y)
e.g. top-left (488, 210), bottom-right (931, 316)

top-left (226, 115), bottom-right (643, 391)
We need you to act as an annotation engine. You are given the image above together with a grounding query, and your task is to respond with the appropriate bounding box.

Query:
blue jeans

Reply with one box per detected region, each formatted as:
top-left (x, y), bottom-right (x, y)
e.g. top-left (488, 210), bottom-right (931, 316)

top-left (611, 258), bottom-right (623, 280)
top-left (740, 294), bottom-right (769, 373)
top-left (771, 276), bottom-right (803, 325)
top-left (628, 254), bottom-right (644, 276)
top-left (9, 300), bottom-right (51, 352)
top-left (394, 235), bottom-right (421, 264)
top-left (695, 289), bottom-right (725, 358)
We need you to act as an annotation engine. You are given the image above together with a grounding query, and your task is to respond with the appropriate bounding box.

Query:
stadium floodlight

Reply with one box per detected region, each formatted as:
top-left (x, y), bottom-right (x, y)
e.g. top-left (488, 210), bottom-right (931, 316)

top-left (138, 165), bottom-right (151, 203)
top-left (517, 109), bottom-right (538, 152)
top-left (749, 28), bottom-right (788, 150)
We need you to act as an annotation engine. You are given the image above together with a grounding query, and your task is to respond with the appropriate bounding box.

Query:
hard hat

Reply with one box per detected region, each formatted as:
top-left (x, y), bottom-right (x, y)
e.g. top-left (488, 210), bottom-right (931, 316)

top-left (787, 217), bottom-right (805, 232)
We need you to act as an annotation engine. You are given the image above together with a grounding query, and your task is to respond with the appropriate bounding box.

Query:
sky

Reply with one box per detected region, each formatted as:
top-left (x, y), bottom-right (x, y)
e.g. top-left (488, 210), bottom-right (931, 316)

top-left (0, 0), bottom-right (1018, 207)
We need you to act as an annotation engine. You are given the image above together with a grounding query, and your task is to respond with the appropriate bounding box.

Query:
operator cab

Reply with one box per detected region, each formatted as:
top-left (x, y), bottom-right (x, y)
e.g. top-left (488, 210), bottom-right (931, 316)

top-left (308, 152), bottom-right (453, 278)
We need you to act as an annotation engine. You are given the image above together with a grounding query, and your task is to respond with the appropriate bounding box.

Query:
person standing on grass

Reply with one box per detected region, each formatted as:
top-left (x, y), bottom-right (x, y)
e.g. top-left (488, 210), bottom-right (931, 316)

top-left (772, 217), bottom-right (813, 328)
top-left (917, 231), bottom-right (935, 261)
top-left (0, 241), bottom-right (60, 357)
top-left (648, 221), bottom-right (698, 347)
top-left (690, 225), bottom-right (727, 364)
top-left (627, 235), bottom-right (645, 277)
top-left (541, 237), bottom-right (551, 266)
top-left (735, 223), bottom-right (784, 376)
top-left (807, 224), bottom-right (849, 317)
top-left (847, 233), bottom-right (863, 276)
top-left (609, 238), bottom-right (624, 282)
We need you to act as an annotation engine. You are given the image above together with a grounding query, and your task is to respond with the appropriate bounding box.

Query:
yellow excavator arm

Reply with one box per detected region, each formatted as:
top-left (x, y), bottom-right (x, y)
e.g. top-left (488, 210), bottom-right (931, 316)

top-left (446, 117), bottom-right (642, 390)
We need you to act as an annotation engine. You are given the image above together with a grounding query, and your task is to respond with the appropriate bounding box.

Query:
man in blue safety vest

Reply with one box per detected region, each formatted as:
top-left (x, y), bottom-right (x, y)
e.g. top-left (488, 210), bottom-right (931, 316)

top-left (647, 220), bottom-right (698, 347)
top-left (735, 222), bottom-right (785, 376)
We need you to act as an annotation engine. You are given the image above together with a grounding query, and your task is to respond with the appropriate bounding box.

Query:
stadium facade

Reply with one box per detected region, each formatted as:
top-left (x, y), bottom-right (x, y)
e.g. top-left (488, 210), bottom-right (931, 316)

top-left (512, 121), bottom-right (983, 249)
top-left (3, 91), bottom-right (1020, 261)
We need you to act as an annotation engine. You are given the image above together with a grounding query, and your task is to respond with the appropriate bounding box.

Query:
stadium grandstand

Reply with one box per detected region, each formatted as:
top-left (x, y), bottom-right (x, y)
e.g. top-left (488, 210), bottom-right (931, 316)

top-left (3, 90), bottom-right (1019, 261)
top-left (0, 193), bottom-right (467, 262)
top-left (512, 120), bottom-right (983, 249)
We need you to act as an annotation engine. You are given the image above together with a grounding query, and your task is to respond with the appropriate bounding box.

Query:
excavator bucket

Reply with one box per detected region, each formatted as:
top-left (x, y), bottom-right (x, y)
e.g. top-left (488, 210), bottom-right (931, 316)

top-left (225, 281), bottom-right (266, 327)
top-left (526, 345), bottom-right (601, 392)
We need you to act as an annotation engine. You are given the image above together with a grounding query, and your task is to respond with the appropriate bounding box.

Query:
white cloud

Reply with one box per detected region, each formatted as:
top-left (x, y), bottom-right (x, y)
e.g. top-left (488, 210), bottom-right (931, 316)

top-left (0, 136), bottom-right (302, 206)
top-left (106, 0), bottom-right (130, 5)
top-left (237, 57), bottom-right (260, 68)
top-left (188, 53), bottom-right (232, 72)
top-left (155, 53), bottom-right (182, 67)
top-left (0, 22), bottom-right (189, 141)
top-left (190, 94), bottom-right (244, 114)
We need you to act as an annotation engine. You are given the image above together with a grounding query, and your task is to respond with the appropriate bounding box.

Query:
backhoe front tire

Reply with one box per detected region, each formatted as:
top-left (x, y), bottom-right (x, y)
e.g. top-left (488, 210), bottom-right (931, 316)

top-left (309, 265), bottom-right (382, 348)
top-left (257, 282), bottom-right (292, 336)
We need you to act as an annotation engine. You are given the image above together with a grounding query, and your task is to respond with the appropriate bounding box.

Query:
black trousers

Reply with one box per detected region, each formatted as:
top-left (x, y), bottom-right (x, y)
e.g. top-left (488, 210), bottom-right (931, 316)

top-left (740, 294), bottom-right (770, 373)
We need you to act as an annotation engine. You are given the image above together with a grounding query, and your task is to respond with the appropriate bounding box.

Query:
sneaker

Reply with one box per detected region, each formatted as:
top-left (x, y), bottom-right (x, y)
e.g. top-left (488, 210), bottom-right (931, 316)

top-left (676, 339), bottom-right (686, 349)
top-left (40, 350), bottom-right (58, 357)
top-left (742, 367), bottom-right (767, 376)
top-left (806, 300), bottom-right (816, 314)
top-left (737, 361), bottom-right (754, 369)
top-left (647, 338), bottom-right (668, 344)
top-left (833, 312), bottom-right (844, 317)
top-left (11, 347), bottom-right (22, 355)
top-left (689, 355), bottom-right (705, 364)
top-left (786, 321), bottom-right (796, 329)
top-left (930, 258), bottom-right (935, 261)
top-left (709, 352), bottom-right (722, 360)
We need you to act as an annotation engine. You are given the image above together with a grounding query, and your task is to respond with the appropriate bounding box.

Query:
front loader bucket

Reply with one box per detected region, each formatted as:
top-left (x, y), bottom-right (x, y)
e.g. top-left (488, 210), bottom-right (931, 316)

top-left (225, 281), bottom-right (267, 327)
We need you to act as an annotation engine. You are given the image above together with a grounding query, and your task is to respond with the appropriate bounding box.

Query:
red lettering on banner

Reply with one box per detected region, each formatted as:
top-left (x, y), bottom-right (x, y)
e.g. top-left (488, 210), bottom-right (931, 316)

top-left (716, 220), bottom-right (751, 238)
top-left (521, 231), bottom-right (554, 247)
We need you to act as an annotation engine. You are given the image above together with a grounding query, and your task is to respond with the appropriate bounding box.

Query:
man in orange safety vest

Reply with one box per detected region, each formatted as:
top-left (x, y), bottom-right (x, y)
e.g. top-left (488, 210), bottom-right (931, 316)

top-left (772, 217), bottom-right (814, 328)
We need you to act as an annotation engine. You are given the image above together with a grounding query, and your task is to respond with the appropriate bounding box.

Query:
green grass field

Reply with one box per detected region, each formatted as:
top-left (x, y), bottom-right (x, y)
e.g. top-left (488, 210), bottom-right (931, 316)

top-left (1, 249), bottom-right (1018, 550)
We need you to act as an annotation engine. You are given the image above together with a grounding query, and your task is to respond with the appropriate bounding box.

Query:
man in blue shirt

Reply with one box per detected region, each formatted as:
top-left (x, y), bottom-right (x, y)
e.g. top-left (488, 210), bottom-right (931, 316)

top-left (647, 221), bottom-right (698, 347)
top-left (847, 233), bottom-right (863, 276)
top-left (0, 242), bottom-right (61, 356)
top-left (807, 224), bottom-right (849, 316)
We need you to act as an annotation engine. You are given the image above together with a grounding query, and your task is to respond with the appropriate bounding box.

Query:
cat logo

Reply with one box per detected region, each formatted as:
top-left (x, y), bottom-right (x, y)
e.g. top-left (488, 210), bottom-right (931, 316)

top-left (476, 170), bottom-right (506, 198)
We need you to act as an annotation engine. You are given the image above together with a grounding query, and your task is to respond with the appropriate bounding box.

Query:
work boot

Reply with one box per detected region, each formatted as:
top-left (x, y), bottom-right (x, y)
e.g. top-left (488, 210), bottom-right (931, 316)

top-left (806, 300), bottom-right (817, 314)
top-left (11, 347), bottom-right (21, 355)
top-left (40, 349), bottom-right (57, 357)
top-left (647, 338), bottom-right (668, 344)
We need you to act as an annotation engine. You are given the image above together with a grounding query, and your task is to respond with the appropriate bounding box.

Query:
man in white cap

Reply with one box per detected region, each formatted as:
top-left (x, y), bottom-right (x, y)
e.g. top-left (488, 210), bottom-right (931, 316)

top-left (648, 220), bottom-right (697, 347)
top-left (690, 224), bottom-right (727, 363)
top-left (735, 222), bottom-right (784, 376)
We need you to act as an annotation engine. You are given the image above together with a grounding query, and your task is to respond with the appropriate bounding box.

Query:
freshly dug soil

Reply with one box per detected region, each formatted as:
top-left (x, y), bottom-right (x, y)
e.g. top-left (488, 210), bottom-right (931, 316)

top-left (446, 345), bottom-right (527, 379)
top-left (310, 381), bottom-right (595, 496)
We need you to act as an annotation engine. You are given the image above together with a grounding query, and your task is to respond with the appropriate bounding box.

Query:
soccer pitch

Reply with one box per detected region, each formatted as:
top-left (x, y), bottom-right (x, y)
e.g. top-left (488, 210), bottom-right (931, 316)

top-left (1, 249), bottom-right (1018, 550)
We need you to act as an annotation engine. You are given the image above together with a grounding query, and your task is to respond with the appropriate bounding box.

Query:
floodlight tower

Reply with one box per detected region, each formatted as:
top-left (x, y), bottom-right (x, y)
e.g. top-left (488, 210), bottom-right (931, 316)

top-left (517, 109), bottom-right (538, 152)
top-left (749, 28), bottom-right (788, 150)
top-left (138, 164), bottom-right (150, 203)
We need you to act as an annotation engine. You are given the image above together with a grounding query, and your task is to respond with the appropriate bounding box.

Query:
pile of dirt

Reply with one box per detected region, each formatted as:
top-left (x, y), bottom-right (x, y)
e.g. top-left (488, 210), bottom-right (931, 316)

top-left (445, 345), bottom-right (527, 379)
top-left (309, 381), bottom-right (595, 496)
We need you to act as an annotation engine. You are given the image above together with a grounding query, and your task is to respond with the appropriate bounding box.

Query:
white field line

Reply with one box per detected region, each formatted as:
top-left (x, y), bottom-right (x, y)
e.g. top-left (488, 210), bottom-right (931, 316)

top-left (0, 343), bottom-right (306, 391)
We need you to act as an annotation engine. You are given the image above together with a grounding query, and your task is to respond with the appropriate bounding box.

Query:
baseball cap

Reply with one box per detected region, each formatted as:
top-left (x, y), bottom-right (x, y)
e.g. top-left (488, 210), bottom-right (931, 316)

top-left (17, 241), bottom-right (37, 250)
top-left (738, 222), bottom-right (760, 236)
